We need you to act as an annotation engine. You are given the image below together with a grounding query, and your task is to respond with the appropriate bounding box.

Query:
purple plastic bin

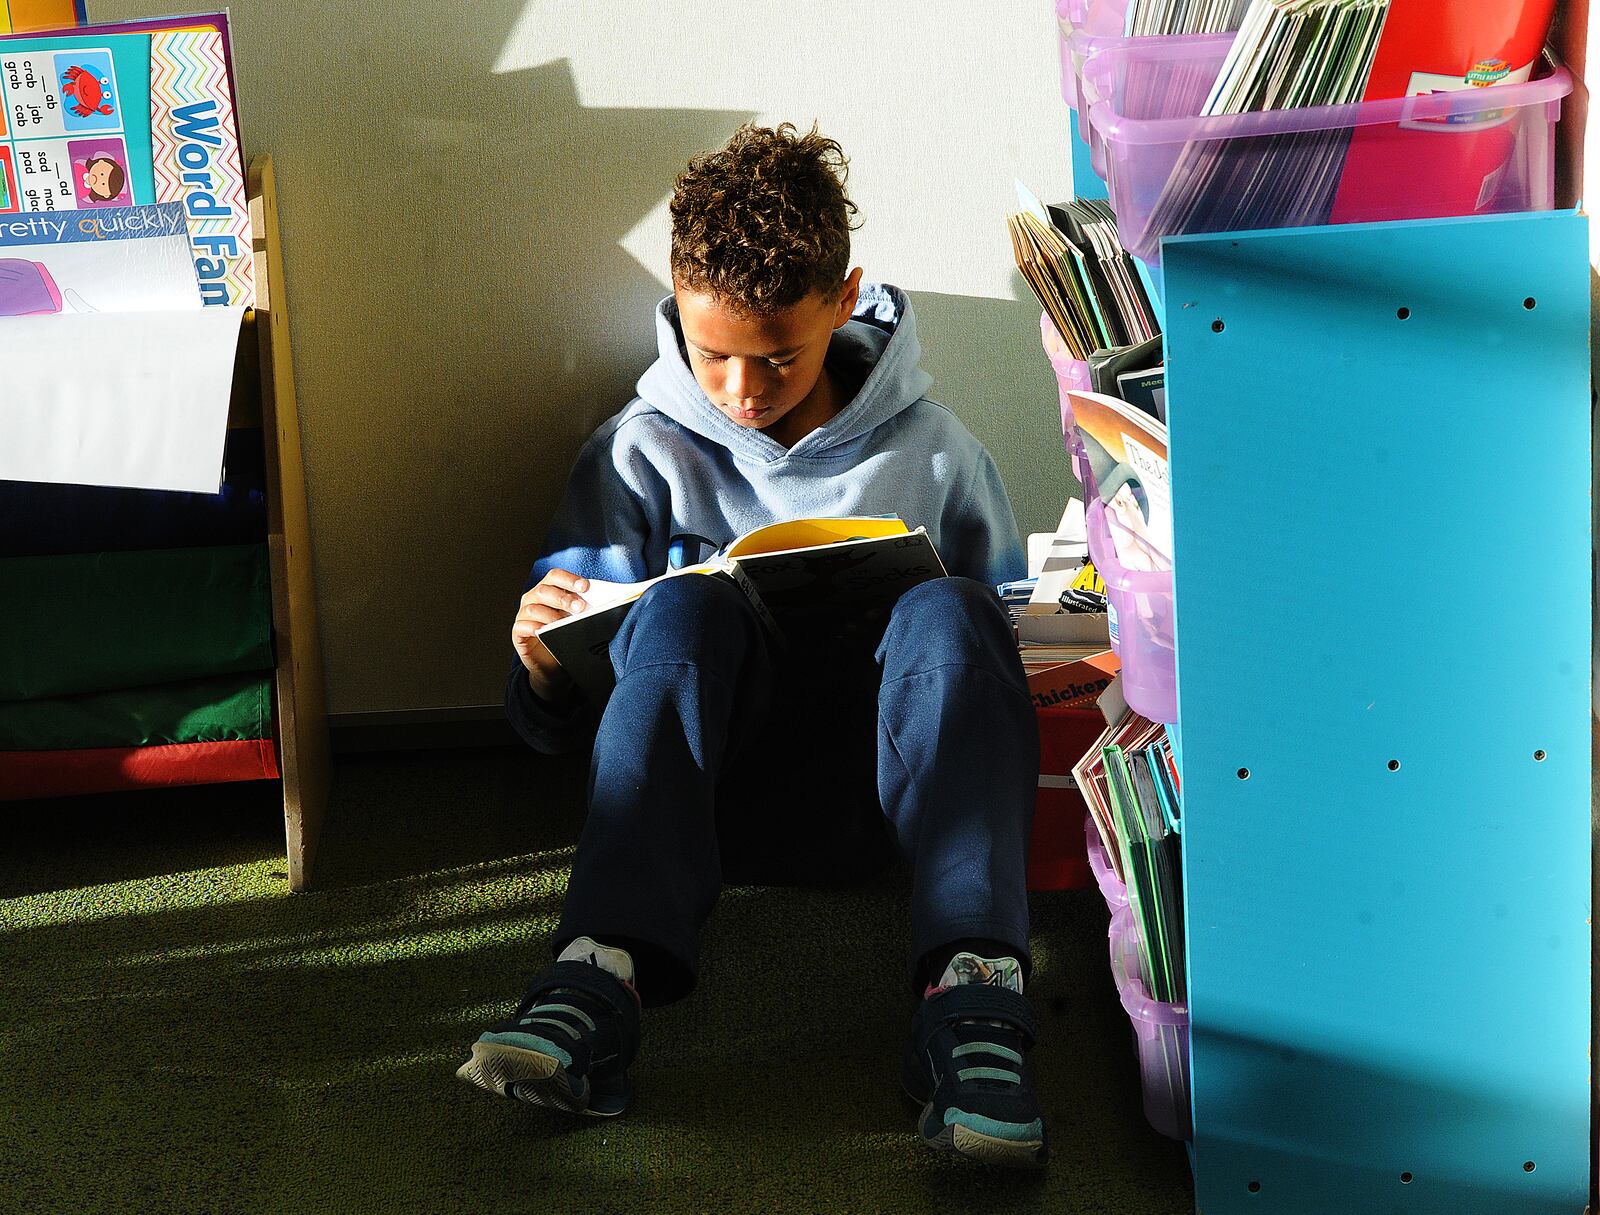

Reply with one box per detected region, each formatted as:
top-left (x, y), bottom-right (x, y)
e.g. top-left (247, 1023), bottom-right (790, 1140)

top-left (1063, 3), bottom-right (1251, 181)
top-left (1085, 499), bottom-right (1176, 724)
top-left (1108, 906), bottom-right (1191, 1140)
top-left (1049, 0), bottom-right (1075, 103)
top-left (1055, 0), bottom-right (1077, 105)
top-left (1038, 312), bottom-right (1097, 492)
top-left (1063, 0), bottom-right (1133, 152)
top-left (1085, 813), bottom-right (1129, 910)
top-left (1085, 36), bottom-right (1575, 263)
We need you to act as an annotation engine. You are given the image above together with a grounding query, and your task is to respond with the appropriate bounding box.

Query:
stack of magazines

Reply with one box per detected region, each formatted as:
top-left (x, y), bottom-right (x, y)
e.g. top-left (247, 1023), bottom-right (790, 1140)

top-left (1124, 0), bottom-right (1251, 35)
top-left (1009, 193), bottom-right (1160, 360)
top-left (1074, 700), bottom-right (1186, 1002)
top-left (1147, 0), bottom-right (1391, 235)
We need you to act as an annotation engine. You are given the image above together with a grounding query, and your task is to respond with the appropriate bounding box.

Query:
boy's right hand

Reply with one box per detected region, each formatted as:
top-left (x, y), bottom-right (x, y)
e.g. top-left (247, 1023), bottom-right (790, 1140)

top-left (513, 569), bottom-right (590, 703)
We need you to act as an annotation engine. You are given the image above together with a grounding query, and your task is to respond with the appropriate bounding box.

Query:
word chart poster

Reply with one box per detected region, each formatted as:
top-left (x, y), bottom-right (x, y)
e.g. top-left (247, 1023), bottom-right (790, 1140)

top-left (0, 18), bottom-right (251, 305)
top-left (0, 46), bottom-right (134, 213)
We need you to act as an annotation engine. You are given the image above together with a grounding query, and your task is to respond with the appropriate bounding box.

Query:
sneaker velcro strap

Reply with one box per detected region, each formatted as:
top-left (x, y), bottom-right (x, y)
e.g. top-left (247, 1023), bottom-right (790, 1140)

top-left (524, 960), bottom-right (641, 1045)
top-left (919, 985), bottom-right (1039, 1047)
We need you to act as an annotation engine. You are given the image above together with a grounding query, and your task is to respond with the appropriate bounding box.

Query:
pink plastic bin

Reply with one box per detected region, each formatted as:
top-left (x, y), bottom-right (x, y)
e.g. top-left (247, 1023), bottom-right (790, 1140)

top-left (1084, 36), bottom-right (1574, 263)
top-left (1085, 813), bottom-right (1129, 910)
top-left (1085, 499), bottom-right (1176, 724)
top-left (1038, 312), bottom-right (1096, 492)
top-left (1109, 906), bottom-right (1192, 1140)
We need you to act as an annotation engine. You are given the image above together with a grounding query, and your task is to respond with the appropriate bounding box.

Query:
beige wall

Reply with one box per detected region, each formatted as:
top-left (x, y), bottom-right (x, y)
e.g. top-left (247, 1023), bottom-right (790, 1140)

top-left (96, 0), bottom-right (1082, 715)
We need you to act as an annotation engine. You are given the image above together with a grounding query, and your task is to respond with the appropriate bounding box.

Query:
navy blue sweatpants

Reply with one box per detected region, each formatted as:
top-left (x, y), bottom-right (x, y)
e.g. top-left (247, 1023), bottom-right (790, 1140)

top-left (553, 573), bottom-right (1039, 1005)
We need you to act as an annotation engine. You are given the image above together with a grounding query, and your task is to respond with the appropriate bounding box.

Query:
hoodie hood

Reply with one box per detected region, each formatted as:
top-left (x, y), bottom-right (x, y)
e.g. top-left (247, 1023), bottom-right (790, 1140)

top-left (635, 282), bottom-right (935, 463)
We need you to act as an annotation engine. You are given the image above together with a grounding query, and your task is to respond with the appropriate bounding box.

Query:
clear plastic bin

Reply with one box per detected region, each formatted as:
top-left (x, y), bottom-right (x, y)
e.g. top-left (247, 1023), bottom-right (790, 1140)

top-left (1085, 812), bottom-right (1129, 910)
top-left (1085, 498), bottom-right (1176, 723)
top-left (1109, 905), bottom-right (1191, 1140)
top-left (1038, 312), bottom-right (1096, 492)
top-left (1084, 36), bottom-right (1575, 263)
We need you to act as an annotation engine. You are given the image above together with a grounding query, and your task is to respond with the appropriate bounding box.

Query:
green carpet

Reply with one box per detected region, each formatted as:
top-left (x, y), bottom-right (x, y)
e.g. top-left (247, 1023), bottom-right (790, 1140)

top-left (0, 747), bottom-right (1193, 1214)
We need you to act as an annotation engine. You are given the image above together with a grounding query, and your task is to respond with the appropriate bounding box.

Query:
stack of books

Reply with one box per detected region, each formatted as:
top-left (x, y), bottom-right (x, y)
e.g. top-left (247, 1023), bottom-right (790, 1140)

top-left (1007, 501), bottom-right (1120, 710)
top-left (1074, 687), bottom-right (1186, 1002)
top-left (1147, 0), bottom-right (1390, 235)
top-left (1009, 191), bottom-right (1160, 361)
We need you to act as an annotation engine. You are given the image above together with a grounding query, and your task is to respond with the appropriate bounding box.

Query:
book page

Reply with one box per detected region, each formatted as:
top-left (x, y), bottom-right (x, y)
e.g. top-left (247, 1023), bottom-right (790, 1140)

top-left (724, 516), bottom-right (907, 558)
top-left (542, 563), bottom-right (720, 626)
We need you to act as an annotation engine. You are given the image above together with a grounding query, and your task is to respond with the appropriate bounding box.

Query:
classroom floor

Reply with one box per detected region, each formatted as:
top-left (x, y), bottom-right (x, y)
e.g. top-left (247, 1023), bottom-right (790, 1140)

top-left (0, 745), bottom-right (1194, 1215)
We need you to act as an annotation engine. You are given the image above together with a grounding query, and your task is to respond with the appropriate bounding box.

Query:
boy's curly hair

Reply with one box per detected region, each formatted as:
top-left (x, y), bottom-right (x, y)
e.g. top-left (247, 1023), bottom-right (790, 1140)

top-left (670, 122), bottom-right (860, 314)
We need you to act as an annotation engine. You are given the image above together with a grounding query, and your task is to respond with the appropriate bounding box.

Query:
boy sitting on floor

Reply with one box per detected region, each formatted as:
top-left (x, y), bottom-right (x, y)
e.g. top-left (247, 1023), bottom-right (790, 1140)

top-left (457, 122), bottom-right (1046, 1168)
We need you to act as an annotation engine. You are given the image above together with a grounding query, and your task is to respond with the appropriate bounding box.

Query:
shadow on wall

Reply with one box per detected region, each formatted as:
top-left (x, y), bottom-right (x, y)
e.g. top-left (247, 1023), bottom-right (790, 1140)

top-left (205, 15), bottom-right (756, 707)
top-left (95, 0), bottom-right (1067, 710)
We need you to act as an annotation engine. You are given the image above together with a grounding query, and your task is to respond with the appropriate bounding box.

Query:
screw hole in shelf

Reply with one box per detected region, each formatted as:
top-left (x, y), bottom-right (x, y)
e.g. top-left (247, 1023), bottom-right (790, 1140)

top-left (1247, 1181), bottom-right (1262, 1194)
top-left (1212, 318), bottom-right (1226, 333)
top-left (1533, 749), bottom-right (1547, 762)
top-left (1400, 1172), bottom-right (1414, 1184)
top-left (1524, 1161), bottom-right (1537, 1173)
top-left (1237, 767), bottom-right (1251, 780)
top-left (1396, 307), bottom-right (1411, 320)
top-left (1524, 297), bottom-right (1537, 310)
top-left (1387, 759), bottom-right (1401, 772)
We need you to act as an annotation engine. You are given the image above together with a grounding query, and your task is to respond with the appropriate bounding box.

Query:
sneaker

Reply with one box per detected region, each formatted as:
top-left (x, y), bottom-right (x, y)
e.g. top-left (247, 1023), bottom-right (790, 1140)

top-left (901, 964), bottom-right (1047, 1168)
top-left (456, 959), bottom-right (641, 1117)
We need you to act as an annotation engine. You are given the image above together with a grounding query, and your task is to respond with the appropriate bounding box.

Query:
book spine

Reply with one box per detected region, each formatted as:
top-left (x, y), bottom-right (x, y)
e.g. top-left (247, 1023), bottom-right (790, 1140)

top-left (725, 562), bottom-right (785, 647)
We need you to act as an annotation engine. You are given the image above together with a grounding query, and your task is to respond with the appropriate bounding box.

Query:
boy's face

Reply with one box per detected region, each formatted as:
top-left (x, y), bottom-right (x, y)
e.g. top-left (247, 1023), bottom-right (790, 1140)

top-left (676, 267), bottom-right (862, 446)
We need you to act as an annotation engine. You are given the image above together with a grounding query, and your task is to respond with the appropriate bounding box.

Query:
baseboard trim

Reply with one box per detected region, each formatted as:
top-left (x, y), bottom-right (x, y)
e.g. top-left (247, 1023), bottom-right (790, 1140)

top-left (328, 706), bottom-right (520, 754)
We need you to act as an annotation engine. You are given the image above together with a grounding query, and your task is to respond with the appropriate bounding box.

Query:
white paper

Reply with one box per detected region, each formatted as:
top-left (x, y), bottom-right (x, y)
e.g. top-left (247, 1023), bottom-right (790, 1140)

top-left (1026, 498), bottom-right (1091, 611)
top-left (1013, 177), bottom-right (1053, 227)
top-left (0, 306), bottom-right (246, 492)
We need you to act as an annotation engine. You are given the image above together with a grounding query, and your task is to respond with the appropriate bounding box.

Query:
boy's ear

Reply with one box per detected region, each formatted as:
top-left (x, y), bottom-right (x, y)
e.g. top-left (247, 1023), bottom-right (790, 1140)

top-left (832, 267), bottom-right (864, 329)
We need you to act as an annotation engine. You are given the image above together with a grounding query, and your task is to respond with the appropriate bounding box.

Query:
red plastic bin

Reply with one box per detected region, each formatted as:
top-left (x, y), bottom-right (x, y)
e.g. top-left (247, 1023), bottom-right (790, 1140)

top-left (1028, 704), bottom-right (1107, 891)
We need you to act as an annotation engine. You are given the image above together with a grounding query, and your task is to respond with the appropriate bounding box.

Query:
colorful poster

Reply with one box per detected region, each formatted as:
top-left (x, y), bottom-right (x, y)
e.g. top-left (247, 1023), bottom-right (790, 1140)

top-left (149, 29), bottom-right (251, 307)
top-left (0, 14), bottom-right (252, 305)
top-left (0, 201), bottom-right (202, 315)
top-left (0, 200), bottom-right (242, 495)
top-left (0, 45), bottom-right (136, 214)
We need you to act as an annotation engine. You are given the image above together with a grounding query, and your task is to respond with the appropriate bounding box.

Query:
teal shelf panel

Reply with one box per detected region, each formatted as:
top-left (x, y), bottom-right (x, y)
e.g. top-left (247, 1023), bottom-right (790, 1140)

top-left (1068, 109), bottom-right (1108, 202)
top-left (1163, 211), bottom-right (1592, 1214)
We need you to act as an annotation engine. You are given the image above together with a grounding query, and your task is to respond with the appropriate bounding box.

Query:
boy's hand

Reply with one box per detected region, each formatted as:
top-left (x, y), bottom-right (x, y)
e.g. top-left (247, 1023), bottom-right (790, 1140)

top-left (513, 569), bottom-right (590, 702)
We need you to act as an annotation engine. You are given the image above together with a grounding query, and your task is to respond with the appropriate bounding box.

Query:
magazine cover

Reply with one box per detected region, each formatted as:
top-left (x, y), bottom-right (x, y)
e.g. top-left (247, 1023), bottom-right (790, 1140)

top-left (0, 13), bottom-right (252, 305)
top-left (1360, 0), bottom-right (1557, 102)
top-left (1066, 389), bottom-right (1171, 570)
top-left (1331, 0), bottom-right (1560, 221)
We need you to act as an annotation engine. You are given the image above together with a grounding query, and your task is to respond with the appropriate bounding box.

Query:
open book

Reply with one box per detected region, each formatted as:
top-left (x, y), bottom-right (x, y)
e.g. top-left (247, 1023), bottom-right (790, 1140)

top-left (538, 517), bottom-right (947, 702)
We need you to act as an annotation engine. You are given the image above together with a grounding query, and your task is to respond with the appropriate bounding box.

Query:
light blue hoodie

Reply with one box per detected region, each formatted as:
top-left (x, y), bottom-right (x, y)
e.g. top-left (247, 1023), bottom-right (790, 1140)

top-left (509, 282), bottom-right (1026, 750)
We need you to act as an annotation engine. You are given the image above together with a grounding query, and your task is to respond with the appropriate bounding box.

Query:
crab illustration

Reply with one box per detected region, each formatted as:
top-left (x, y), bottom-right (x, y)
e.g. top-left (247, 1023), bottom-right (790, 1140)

top-left (60, 66), bottom-right (114, 118)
